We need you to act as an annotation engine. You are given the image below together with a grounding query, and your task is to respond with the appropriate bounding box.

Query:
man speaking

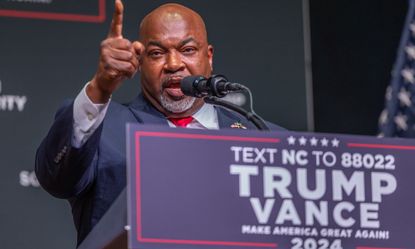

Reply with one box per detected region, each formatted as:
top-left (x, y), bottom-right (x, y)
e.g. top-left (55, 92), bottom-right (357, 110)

top-left (35, 0), bottom-right (283, 245)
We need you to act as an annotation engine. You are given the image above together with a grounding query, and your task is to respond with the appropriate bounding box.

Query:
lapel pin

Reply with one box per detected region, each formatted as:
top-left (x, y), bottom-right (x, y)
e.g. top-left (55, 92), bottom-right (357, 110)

top-left (230, 122), bottom-right (247, 129)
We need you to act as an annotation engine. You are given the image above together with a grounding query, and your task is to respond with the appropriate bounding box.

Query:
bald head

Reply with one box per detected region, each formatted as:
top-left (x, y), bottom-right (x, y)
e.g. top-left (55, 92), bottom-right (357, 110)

top-left (139, 3), bottom-right (208, 43)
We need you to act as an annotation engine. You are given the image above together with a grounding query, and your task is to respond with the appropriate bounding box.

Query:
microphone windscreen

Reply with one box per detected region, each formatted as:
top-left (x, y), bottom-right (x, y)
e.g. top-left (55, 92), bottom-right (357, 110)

top-left (180, 75), bottom-right (205, 97)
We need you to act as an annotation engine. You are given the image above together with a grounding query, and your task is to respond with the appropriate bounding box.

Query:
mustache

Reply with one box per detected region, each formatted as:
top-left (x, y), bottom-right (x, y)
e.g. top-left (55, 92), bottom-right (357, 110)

top-left (161, 75), bottom-right (186, 88)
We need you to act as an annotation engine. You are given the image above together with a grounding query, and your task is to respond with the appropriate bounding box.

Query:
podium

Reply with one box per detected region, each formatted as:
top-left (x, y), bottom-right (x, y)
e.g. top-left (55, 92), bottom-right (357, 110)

top-left (78, 125), bottom-right (415, 249)
top-left (77, 189), bottom-right (128, 249)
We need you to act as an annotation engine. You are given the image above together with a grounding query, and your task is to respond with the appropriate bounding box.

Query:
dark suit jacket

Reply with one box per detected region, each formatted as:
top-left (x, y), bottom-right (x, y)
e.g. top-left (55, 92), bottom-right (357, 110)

top-left (35, 93), bottom-right (284, 245)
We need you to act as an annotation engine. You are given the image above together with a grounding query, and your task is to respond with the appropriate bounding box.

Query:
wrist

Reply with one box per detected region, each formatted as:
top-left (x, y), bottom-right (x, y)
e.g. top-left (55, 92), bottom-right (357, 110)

top-left (87, 77), bottom-right (112, 103)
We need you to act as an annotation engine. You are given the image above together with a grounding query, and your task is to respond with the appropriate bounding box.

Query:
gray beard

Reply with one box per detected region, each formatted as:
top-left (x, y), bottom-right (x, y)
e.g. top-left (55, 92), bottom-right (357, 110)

top-left (160, 94), bottom-right (196, 113)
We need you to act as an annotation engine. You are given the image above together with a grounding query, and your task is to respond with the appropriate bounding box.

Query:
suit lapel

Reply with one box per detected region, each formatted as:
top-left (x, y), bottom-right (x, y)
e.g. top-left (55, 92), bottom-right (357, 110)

top-left (127, 94), bottom-right (168, 126)
top-left (216, 106), bottom-right (256, 130)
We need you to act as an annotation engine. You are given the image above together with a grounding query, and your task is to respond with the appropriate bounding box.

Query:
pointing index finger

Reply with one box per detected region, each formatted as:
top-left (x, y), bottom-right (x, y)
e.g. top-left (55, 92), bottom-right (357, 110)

top-left (108, 0), bottom-right (124, 38)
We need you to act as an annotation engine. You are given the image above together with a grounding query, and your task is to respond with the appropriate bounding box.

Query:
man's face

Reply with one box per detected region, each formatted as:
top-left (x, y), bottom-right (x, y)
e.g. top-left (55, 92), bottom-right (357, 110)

top-left (139, 12), bottom-right (213, 117)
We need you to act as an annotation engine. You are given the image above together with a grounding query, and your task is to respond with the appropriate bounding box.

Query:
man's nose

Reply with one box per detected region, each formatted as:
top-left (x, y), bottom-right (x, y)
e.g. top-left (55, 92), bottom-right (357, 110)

top-left (164, 50), bottom-right (185, 73)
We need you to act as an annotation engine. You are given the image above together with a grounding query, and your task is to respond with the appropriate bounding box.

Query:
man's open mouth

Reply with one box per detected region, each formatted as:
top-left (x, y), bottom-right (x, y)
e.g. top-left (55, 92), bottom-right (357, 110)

top-left (163, 76), bottom-right (186, 98)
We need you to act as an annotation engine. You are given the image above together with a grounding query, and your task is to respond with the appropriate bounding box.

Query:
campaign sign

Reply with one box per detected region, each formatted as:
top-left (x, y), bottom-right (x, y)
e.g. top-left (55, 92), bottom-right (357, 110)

top-left (0, 0), bottom-right (105, 23)
top-left (126, 124), bottom-right (415, 249)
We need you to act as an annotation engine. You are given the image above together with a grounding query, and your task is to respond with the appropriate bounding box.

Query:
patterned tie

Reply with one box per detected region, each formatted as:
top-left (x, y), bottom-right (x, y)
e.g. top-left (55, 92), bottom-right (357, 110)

top-left (168, 116), bottom-right (194, 127)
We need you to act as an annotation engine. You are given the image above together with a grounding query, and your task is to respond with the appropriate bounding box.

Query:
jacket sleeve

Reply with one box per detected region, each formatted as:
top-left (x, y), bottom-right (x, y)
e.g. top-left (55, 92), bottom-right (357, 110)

top-left (35, 100), bottom-right (103, 199)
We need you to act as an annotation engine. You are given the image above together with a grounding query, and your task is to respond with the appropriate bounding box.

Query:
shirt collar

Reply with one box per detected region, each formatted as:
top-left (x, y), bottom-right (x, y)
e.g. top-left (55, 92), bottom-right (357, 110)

top-left (192, 103), bottom-right (219, 130)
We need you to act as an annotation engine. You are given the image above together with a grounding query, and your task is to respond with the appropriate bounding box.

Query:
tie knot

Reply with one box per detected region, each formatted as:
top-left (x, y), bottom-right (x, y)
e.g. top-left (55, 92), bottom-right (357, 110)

top-left (168, 116), bottom-right (194, 127)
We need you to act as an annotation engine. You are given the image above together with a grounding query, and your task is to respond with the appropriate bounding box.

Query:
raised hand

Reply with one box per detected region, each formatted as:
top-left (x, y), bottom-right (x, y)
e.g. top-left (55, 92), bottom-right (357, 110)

top-left (88, 0), bottom-right (144, 103)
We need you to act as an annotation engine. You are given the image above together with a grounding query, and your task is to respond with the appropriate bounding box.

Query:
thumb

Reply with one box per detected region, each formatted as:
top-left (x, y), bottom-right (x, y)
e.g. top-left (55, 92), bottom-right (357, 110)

top-left (133, 41), bottom-right (145, 60)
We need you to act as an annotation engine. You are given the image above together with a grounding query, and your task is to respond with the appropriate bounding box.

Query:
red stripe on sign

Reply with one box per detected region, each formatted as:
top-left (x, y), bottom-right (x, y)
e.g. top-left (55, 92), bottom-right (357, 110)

top-left (135, 131), bottom-right (280, 143)
top-left (348, 143), bottom-right (415, 150)
top-left (0, 0), bottom-right (106, 23)
top-left (135, 133), bottom-right (142, 239)
top-left (139, 237), bottom-right (277, 247)
top-left (356, 247), bottom-right (405, 249)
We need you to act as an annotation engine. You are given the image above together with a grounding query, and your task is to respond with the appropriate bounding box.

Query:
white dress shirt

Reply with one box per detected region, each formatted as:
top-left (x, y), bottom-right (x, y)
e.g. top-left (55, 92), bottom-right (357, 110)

top-left (72, 83), bottom-right (219, 148)
top-left (167, 103), bottom-right (219, 130)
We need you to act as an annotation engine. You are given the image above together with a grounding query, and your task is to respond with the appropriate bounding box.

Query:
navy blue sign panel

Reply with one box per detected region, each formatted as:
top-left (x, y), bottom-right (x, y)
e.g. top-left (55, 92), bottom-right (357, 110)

top-left (127, 124), bottom-right (415, 249)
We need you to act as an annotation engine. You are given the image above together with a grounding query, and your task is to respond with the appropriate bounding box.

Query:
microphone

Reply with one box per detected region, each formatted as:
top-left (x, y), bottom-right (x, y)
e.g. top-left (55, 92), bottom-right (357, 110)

top-left (180, 74), bottom-right (246, 98)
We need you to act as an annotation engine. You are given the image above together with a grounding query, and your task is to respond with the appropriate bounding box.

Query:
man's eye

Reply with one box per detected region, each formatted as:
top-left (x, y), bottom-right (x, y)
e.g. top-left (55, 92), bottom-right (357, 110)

top-left (149, 51), bottom-right (163, 58)
top-left (182, 47), bottom-right (196, 54)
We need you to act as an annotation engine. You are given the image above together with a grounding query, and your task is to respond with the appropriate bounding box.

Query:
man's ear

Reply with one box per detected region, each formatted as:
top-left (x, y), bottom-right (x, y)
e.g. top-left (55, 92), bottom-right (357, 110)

top-left (208, 45), bottom-right (214, 71)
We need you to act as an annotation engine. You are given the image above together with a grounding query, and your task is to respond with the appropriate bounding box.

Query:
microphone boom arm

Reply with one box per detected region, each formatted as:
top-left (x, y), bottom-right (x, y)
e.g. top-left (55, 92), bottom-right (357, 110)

top-left (204, 96), bottom-right (271, 131)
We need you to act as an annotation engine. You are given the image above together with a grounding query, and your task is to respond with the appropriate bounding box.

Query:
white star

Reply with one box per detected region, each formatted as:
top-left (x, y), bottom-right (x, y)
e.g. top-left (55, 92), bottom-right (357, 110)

top-left (310, 137), bottom-right (318, 146)
top-left (287, 136), bottom-right (296, 145)
top-left (394, 114), bottom-right (408, 131)
top-left (321, 138), bottom-right (329, 147)
top-left (379, 109), bottom-right (388, 125)
top-left (406, 45), bottom-right (415, 60)
top-left (398, 88), bottom-right (412, 107)
top-left (401, 68), bottom-right (415, 83)
top-left (299, 136), bottom-right (307, 145)
top-left (331, 138), bottom-right (340, 147)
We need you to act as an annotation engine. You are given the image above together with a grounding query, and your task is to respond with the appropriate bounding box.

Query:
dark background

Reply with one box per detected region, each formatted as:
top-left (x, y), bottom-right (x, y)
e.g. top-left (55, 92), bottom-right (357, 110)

top-left (310, 0), bottom-right (407, 135)
top-left (0, 0), bottom-right (409, 248)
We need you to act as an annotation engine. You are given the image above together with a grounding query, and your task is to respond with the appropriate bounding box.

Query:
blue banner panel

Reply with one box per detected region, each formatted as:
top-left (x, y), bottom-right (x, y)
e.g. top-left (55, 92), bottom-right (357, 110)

top-left (127, 125), bottom-right (415, 249)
